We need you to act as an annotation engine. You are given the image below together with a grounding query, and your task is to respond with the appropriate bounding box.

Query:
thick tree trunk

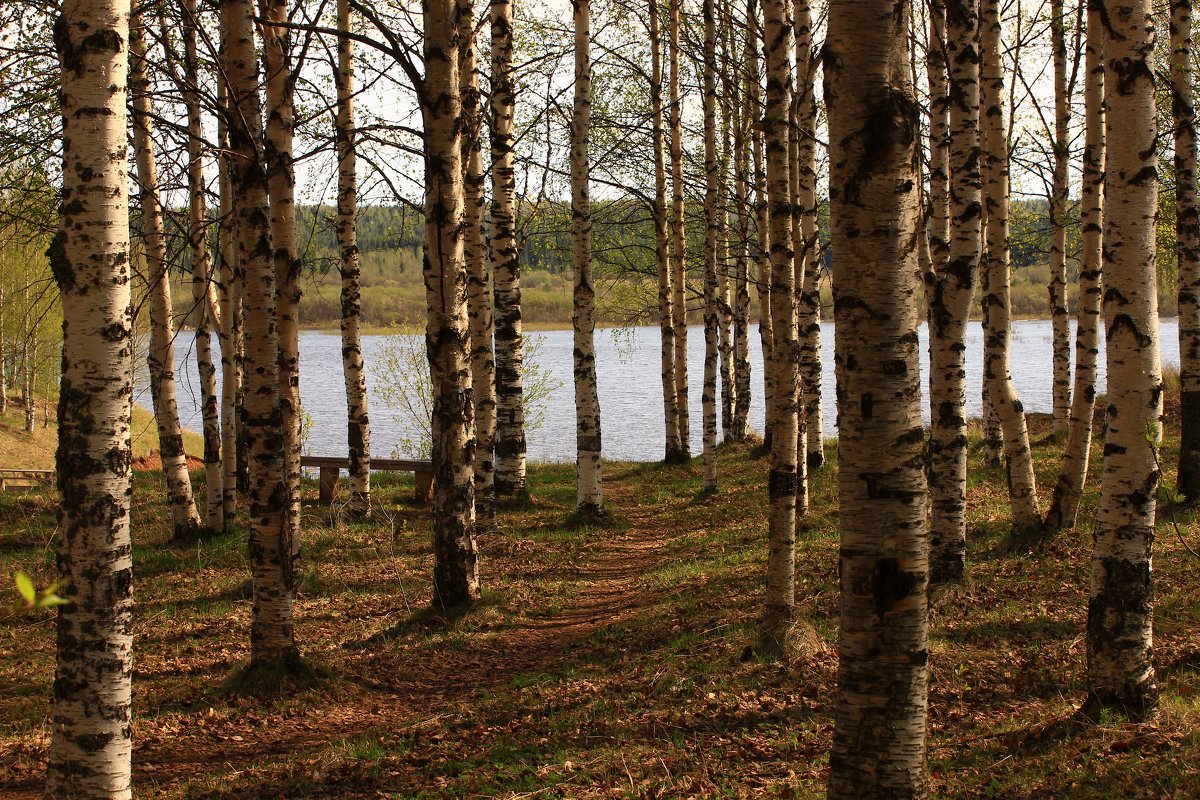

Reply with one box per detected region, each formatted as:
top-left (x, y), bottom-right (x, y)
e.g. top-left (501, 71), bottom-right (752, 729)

top-left (184, 0), bottom-right (224, 535)
top-left (1049, 0), bottom-right (1072, 440)
top-left (461, 0), bottom-right (497, 533)
top-left (46, 2), bottom-right (134, 796)
top-left (669, 0), bottom-right (690, 458)
top-left (1045, 4), bottom-right (1104, 532)
top-left (337, 0), bottom-right (371, 516)
top-left (701, 0), bottom-right (719, 491)
top-left (1174, 0), bottom-right (1200, 501)
top-left (927, 0), bottom-right (982, 586)
top-left (131, 16), bottom-right (202, 540)
top-left (490, 0), bottom-right (527, 497)
top-left (222, 0), bottom-right (300, 667)
top-left (758, 0), bottom-right (800, 656)
top-left (649, 0), bottom-right (684, 464)
top-left (572, 0), bottom-right (603, 513)
top-left (423, 0), bottom-right (481, 607)
top-left (981, 0), bottom-right (1041, 533)
top-left (260, 0), bottom-right (302, 550)
top-left (824, 3), bottom-right (930, 795)
top-left (1086, 0), bottom-right (1160, 719)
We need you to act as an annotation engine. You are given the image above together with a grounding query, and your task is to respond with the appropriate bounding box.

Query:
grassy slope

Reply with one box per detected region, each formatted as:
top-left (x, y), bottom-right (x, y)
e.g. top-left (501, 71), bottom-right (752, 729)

top-left (0, 394), bottom-right (205, 470)
top-left (1, 403), bottom-right (1198, 798)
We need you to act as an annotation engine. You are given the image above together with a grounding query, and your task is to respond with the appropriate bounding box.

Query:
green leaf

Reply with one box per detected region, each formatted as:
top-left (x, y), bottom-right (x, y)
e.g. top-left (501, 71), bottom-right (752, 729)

top-left (34, 593), bottom-right (69, 609)
top-left (13, 571), bottom-right (35, 604)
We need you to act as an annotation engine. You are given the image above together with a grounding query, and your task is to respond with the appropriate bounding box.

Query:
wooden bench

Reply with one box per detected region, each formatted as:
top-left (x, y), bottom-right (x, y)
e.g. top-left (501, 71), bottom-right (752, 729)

top-left (300, 456), bottom-right (434, 504)
top-left (0, 468), bottom-right (54, 493)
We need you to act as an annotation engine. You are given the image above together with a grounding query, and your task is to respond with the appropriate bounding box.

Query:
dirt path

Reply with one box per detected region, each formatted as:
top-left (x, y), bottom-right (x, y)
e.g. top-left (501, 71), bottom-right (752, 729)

top-left (2, 475), bottom-right (682, 798)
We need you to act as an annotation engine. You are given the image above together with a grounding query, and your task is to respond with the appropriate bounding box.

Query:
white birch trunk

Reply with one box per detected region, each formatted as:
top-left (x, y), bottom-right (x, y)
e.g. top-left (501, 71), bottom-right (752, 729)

top-left (337, 0), bottom-right (371, 516)
top-left (46, 0), bottom-right (134, 794)
top-left (572, 0), bottom-right (603, 513)
top-left (1086, 0), bottom-right (1160, 718)
top-left (1173, 0), bottom-right (1200, 499)
top-left (701, 0), bottom-right (719, 491)
top-left (1045, 4), bottom-right (1103, 532)
top-left (423, 0), bottom-right (481, 606)
top-left (650, 0), bottom-right (684, 464)
top-left (131, 16), bottom-right (202, 540)
top-left (222, 0), bottom-right (300, 666)
top-left (490, 0), bottom-right (527, 497)
top-left (1049, 0), bottom-right (1072, 440)
top-left (981, 0), bottom-right (1041, 532)
top-left (825, 1), bottom-right (930, 793)
top-left (669, 0), bottom-right (690, 458)
top-left (928, 0), bottom-right (982, 585)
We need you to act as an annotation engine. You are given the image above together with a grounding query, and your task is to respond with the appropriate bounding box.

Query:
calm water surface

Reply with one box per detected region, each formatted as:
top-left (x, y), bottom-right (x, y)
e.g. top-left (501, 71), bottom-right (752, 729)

top-left (152, 319), bottom-right (1182, 463)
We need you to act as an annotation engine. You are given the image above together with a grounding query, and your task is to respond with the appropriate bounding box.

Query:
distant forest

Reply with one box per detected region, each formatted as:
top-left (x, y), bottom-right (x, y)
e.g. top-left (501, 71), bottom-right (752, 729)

top-left (172, 195), bottom-right (1178, 330)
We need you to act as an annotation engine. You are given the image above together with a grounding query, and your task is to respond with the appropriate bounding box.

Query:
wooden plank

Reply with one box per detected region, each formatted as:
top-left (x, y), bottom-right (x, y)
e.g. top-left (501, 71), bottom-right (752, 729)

top-left (0, 469), bottom-right (54, 480)
top-left (300, 456), bottom-right (433, 471)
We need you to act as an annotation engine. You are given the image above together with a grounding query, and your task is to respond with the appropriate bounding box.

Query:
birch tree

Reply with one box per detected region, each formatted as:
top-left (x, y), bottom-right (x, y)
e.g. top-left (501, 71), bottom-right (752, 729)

top-left (491, 0), bottom-right (527, 498)
top-left (46, 0), bottom-right (134, 793)
top-left (669, 0), bottom-right (690, 457)
top-left (260, 0), bottom-right (303, 545)
top-left (759, 0), bottom-right (801, 655)
top-left (1085, 0), bottom-right (1160, 719)
top-left (1045, 0), bottom-right (1103, 532)
top-left (131, 15), bottom-right (202, 539)
top-left (423, 0), bottom-right (481, 606)
top-left (572, 0), bottom-right (603, 514)
top-left (650, 0), bottom-right (685, 464)
top-left (337, 0), bottom-right (371, 516)
top-left (462, 0), bottom-right (498, 533)
top-left (222, 0), bottom-right (300, 667)
top-left (1048, 0), bottom-right (1072, 440)
top-left (1173, 0), bottom-right (1200, 501)
top-left (927, 0), bottom-right (982, 585)
top-left (702, 0), bottom-right (719, 490)
top-left (981, 0), bottom-right (1040, 533)
top-left (825, 0), bottom-right (930, 792)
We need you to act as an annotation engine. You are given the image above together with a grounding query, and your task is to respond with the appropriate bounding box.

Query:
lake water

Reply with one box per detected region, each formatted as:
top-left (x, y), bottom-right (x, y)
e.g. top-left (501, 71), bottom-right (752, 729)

top-left (150, 318), bottom-right (1182, 463)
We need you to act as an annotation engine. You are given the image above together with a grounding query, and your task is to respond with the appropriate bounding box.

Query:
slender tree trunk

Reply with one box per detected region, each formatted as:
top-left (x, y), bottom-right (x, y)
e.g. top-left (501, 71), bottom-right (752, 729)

top-left (260, 0), bottom-right (302, 549)
top-left (701, 0), bottom-right (719, 491)
top-left (718, 72), bottom-right (737, 445)
top-left (336, 0), bottom-right (371, 516)
top-left (461, 0), bottom-right (497, 533)
top-left (24, 337), bottom-right (35, 433)
top-left (572, 0), bottom-right (603, 514)
top-left (1045, 3), bottom-right (1104, 532)
top-left (223, 0), bottom-right (300, 667)
top-left (1085, 0), bottom-right (1160, 719)
top-left (131, 16), bottom-right (202, 540)
top-left (748, 0), bottom-right (774, 448)
top-left (1174, 0), bottom-right (1200, 500)
top-left (423, 0), bottom-right (481, 607)
top-left (669, 0), bottom-right (690, 458)
top-left (981, 0), bottom-right (1040, 533)
top-left (650, 0), bottom-right (684, 464)
top-left (731, 26), bottom-right (752, 442)
top-left (490, 0), bottom-right (527, 497)
top-left (217, 78), bottom-right (241, 531)
top-left (1049, 0), bottom-right (1072, 440)
top-left (46, 0), bottom-right (134, 794)
top-left (184, 0), bottom-right (224, 535)
top-left (794, 0), bottom-right (822, 471)
top-left (825, 2), bottom-right (930, 794)
top-left (927, 0), bottom-right (982, 586)
top-left (758, 0), bottom-right (800, 655)
top-left (1, 286), bottom-right (6, 415)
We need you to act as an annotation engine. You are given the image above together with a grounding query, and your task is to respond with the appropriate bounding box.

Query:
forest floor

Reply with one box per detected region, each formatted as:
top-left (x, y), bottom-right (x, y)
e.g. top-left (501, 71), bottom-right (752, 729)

top-left (2, 408), bottom-right (1200, 797)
